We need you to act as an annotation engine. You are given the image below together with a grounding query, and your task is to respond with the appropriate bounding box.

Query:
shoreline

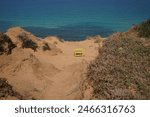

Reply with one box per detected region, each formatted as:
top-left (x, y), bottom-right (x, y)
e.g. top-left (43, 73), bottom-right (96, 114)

top-left (1, 25), bottom-right (114, 41)
top-left (23, 25), bottom-right (114, 41)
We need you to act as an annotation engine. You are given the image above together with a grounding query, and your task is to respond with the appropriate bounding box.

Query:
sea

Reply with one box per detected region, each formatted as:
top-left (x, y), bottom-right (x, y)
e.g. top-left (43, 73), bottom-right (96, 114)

top-left (0, 0), bottom-right (150, 40)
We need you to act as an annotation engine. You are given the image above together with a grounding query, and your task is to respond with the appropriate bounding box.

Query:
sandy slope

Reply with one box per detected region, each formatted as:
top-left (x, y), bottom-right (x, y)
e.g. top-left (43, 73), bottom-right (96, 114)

top-left (34, 38), bottom-right (100, 99)
top-left (0, 28), bottom-right (102, 99)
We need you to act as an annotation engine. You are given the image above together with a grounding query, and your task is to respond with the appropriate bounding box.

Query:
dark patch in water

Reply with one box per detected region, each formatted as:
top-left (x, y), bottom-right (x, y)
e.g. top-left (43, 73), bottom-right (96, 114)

top-left (0, 21), bottom-right (115, 40)
top-left (24, 24), bottom-right (115, 41)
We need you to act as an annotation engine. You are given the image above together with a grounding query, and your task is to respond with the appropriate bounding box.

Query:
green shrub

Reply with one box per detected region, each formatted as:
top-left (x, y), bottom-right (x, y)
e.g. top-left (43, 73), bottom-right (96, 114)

top-left (22, 40), bottom-right (38, 51)
top-left (86, 35), bottom-right (150, 99)
top-left (0, 33), bottom-right (16, 55)
top-left (0, 77), bottom-right (23, 99)
top-left (138, 19), bottom-right (150, 38)
top-left (42, 43), bottom-right (51, 51)
top-left (18, 33), bottom-right (38, 51)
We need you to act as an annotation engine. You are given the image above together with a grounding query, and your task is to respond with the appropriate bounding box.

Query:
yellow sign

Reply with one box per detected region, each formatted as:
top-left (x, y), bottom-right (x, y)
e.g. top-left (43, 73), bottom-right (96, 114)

top-left (74, 48), bottom-right (85, 57)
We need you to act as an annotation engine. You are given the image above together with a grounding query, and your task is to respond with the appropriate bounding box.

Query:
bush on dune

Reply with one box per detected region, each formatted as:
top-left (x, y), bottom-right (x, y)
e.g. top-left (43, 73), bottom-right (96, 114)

top-left (22, 39), bottom-right (38, 52)
top-left (18, 33), bottom-right (38, 51)
top-left (0, 77), bottom-right (23, 99)
top-left (42, 43), bottom-right (51, 51)
top-left (137, 19), bottom-right (150, 38)
top-left (86, 34), bottom-right (150, 99)
top-left (0, 33), bottom-right (16, 55)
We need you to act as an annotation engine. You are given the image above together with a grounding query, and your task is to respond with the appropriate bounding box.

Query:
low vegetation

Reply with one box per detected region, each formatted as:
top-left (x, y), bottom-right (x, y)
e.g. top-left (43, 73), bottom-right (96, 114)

top-left (0, 33), bottom-right (16, 55)
top-left (18, 33), bottom-right (38, 51)
top-left (0, 78), bottom-right (23, 99)
top-left (86, 33), bottom-right (150, 99)
top-left (42, 43), bottom-right (51, 51)
top-left (137, 19), bottom-right (150, 38)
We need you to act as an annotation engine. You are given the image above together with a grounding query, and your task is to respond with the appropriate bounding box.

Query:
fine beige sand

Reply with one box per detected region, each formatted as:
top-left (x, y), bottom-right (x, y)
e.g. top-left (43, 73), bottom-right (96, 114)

top-left (0, 27), bottom-right (103, 100)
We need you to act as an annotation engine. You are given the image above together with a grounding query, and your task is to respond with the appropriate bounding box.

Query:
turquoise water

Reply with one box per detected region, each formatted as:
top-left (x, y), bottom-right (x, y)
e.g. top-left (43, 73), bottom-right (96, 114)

top-left (0, 0), bottom-right (150, 40)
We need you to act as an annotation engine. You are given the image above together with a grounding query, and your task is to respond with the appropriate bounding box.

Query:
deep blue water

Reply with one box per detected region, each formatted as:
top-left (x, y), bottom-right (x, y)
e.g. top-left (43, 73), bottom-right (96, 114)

top-left (0, 0), bottom-right (150, 40)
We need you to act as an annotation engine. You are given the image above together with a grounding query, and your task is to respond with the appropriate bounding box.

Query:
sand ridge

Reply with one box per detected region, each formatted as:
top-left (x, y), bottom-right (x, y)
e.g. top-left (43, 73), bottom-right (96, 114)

top-left (0, 27), bottom-right (103, 99)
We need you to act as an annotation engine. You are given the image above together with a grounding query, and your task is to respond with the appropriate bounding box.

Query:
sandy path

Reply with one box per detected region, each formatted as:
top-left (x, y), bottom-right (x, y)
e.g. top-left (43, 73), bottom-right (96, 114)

top-left (36, 40), bottom-right (99, 69)
top-left (34, 40), bottom-right (99, 99)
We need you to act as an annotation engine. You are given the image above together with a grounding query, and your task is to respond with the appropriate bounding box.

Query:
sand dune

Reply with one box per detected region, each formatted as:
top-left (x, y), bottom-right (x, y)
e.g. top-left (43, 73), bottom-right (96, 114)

top-left (0, 27), bottom-right (103, 99)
